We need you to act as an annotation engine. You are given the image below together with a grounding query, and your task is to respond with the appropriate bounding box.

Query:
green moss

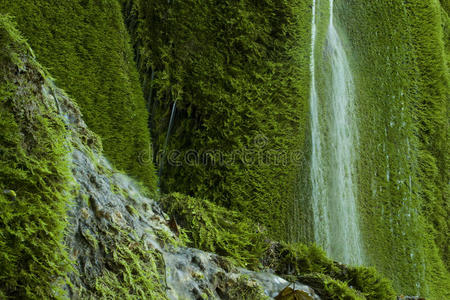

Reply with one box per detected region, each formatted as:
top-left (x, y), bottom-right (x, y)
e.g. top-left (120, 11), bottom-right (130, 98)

top-left (160, 192), bottom-right (395, 299)
top-left (0, 14), bottom-right (73, 298)
top-left (125, 204), bottom-right (138, 216)
top-left (153, 227), bottom-right (182, 248)
top-left (266, 242), bottom-right (340, 276)
top-left (344, 267), bottom-right (397, 300)
top-left (81, 194), bottom-right (90, 206)
top-left (75, 228), bottom-right (167, 300)
top-left (0, 1), bottom-right (157, 190)
top-left (159, 193), bottom-right (267, 269)
top-left (123, 0), bottom-right (312, 241)
top-left (334, 0), bottom-right (450, 297)
top-left (266, 242), bottom-right (396, 300)
top-left (0, 15), bottom-right (166, 299)
top-left (320, 276), bottom-right (364, 300)
top-left (298, 274), bottom-right (365, 300)
top-left (80, 229), bottom-right (99, 250)
top-left (111, 183), bottom-right (128, 198)
top-left (218, 275), bottom-right (270, 300)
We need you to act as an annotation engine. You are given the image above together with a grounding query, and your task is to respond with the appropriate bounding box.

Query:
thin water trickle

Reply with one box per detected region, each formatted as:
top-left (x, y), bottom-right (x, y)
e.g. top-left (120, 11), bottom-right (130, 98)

top-left (158, 100), bottom-right (177, 186)
top-left (309, 0), bottom-right (363, 265)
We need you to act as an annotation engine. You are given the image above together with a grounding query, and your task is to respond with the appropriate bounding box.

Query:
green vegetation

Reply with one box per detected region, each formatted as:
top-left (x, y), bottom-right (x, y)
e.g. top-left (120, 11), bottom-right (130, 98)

top-left (298, 274), bottom-right (365, 300)
top-left (75, 227), bottom-right (167, 300)
top-left (266, 243), bottom-right (396, 299)
top-left (335, 0), bottom-right (450, 297)
top-left (1, 1), bottom-right (449, 299)
top-left (159, 193), bottom-right (267, 269)
top-left (123, 0), bottom-right (312, 240)
top-left (0, 15), bottom-right (72, 298)
top-left (160, 192), bottom-right (396, 299)
top-left (217, 274), bottom-right (270, 300)
top-left (0, 0), bottom-right (157, 190)
top-left (0, 16), bottom-right (166, 298)
top-left (126, 0), bottom-right (447, 296)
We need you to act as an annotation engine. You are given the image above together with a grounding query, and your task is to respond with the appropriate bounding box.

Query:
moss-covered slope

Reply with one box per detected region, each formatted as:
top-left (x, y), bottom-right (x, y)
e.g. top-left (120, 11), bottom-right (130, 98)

top-left (0, 0), bottom-right (157, 189)
top-left (333, 0), bottom-right (449, 298)
top-left (122, 0), bottom-right (312, 241)
top-left (0, 15), bottom-right (74, 298)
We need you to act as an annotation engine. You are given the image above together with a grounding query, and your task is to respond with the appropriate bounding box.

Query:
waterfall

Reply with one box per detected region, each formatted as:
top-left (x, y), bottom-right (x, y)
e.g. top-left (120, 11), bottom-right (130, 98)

top-left (309, 0), bottom-right (330, 254)
top-left (309, 0), bottom-right (363, 265)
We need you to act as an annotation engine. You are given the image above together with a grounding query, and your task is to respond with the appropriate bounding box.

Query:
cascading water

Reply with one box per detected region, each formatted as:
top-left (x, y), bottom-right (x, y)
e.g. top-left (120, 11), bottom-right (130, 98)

top-left (309, 0), bottom-right (329, 255)
top-left (309, 0), bottom-right (363, 265)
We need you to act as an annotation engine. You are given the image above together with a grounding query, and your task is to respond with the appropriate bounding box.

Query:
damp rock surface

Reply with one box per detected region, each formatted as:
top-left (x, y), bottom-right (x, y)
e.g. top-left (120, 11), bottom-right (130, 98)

top-left (63, 114), bottom-right (320, 299)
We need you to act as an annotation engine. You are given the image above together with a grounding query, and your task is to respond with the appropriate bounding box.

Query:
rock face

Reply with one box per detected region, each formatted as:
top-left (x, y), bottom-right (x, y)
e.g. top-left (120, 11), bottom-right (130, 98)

top-left (1, 21), bottom-right (319, 298)
top-left (60, 94), bottom-right (319, 299)
top-left (66, 136), bottom-right (320, 299)
top-left (164, 247), bottom-right (319, 299)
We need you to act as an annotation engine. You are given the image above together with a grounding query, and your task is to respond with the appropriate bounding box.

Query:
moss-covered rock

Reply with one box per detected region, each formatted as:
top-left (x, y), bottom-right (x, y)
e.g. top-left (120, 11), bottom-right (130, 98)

top-left (297, 274), bottom-right (365, 300)
top-left (159, 192), bottom-right (268, 269)
top-left (0, 15), bottom-right (166, 298)
top-left (159, 192), bottom-right (396, 299)
top-left (263, 242), bottom-right (396, 300)
top-left (0, 1), bottom-right (157, 190)
top-left (0, 14), bottom-right (74, 298)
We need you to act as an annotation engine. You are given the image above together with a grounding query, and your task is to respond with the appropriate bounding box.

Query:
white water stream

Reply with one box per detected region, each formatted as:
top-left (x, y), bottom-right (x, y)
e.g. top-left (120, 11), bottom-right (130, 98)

top-left (309, 0), bottom-right (363, 265)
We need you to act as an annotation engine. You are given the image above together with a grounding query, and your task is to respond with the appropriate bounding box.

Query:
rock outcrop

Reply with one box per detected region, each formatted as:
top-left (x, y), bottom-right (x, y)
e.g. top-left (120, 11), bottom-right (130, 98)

top-left (65, 102), bottom-right (319, 299)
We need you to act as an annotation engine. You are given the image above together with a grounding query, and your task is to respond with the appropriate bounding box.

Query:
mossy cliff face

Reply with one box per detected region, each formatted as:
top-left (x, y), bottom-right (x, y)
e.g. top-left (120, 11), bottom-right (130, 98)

top-left (122, 0), bottom-right (448, 296)
top-left (0, 21), bottom-right (396, 295)
top-left (0, 16), bottom-right (306, 299)
top-left (1, 1), bottom-right (449, 298)
top-left (0, 0), bottom-right (157, 189)
top-left (0, 15), bottom-right (75, 298)
top-left (328, 0), bottom-right (449, 298)
top-left (122, 0), bottom-right (312, 240)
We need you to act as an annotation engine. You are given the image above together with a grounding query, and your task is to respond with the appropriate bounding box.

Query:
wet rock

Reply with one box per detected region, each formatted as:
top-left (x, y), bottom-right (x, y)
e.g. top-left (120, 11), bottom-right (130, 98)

top-left (64, 145), bottom-right (322, 299)
top-left (240, 269), bottom-right (319, 299)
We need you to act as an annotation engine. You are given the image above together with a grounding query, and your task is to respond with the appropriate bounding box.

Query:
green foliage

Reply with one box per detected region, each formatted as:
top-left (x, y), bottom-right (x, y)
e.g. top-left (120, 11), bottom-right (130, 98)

top-left (76, 228), bottom-right (167, 300)
top-left (124, 0), bottom-right (448, 297)
top-left (0, 0), bottom-right (157, 190)
top-left (300, 273), bottom-right (364, 300)
top-left (123, 0), bottom-right (312, 240)
top-left (266, 242), bottom-right (396, 300)
top-left (159, 193), bottom-right (267, 269)
top-left (0, 15), bottom-right (28, 63)
top-left (267, 242), bottom-right (340, 275)
top-left (160, 192), bottom-right (395, 299)
top-left (345, 267), bottom-right (397, 300)
top-left (1, 1), bottom-right (448, 299)
top-left (322, 276), bottom-right (364, 300)
top-left (219, 275), bottom-right (270, 300)
top-left (335, 0), bottom-right (450, 298)
top-left (338, 268), bottom-right (395, 299)
top-left (0, 15), bottom-right (72, 298)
